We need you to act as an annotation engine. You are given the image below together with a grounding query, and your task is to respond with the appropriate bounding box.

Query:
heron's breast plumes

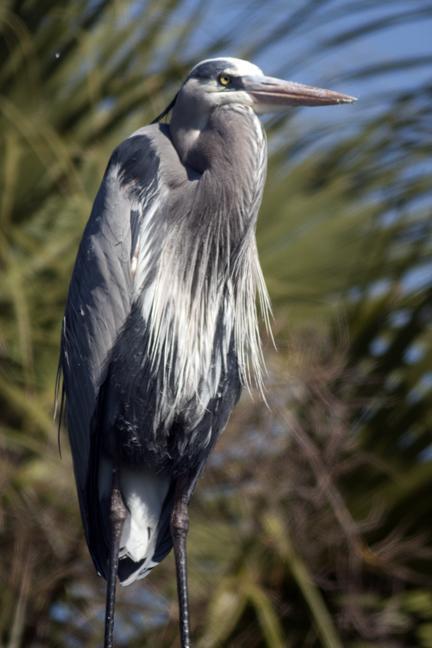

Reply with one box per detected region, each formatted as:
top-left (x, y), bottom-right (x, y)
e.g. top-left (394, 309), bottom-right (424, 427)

top-left (128, 107), bottom-right (271, 435)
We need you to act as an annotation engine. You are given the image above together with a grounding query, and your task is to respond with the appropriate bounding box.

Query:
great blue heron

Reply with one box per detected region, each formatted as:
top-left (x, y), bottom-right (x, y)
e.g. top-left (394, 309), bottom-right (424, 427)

top-left (57, 57), bottom-right (355, 647)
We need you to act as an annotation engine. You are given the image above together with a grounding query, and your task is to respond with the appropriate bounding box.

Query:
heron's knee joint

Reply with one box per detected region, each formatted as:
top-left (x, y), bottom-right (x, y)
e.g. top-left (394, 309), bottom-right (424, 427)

top-left (171, 505), bottom-right (189, 538)
top-left (110, 487), bottom-right (128, 525)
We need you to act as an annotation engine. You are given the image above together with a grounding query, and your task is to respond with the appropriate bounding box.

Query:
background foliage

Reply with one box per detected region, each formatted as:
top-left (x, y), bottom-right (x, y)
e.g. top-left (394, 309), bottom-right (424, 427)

top-left (1, 1), bottom-right (431, 646)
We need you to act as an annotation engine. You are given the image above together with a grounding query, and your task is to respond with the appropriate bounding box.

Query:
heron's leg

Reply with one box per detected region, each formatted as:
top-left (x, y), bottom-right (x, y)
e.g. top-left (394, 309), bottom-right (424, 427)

top-left (171, 478), bottom-right (192, 648)
top-left (104, 467), bottom-right (127, 648)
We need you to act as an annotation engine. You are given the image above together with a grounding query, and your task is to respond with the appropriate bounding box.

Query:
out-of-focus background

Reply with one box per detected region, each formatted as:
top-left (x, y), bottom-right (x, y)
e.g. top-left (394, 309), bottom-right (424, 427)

top-left (1, 1), bottom-right (431, 646)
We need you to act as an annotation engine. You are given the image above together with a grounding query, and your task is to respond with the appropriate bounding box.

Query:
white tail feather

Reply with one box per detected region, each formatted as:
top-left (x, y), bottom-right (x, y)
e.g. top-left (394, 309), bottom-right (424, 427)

top-left (118, 465), bottom-right (170, 581)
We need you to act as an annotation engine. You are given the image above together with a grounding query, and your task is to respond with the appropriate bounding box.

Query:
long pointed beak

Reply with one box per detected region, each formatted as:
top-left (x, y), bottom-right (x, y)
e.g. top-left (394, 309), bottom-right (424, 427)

top-left (245, 75), bottom-right (357, 112)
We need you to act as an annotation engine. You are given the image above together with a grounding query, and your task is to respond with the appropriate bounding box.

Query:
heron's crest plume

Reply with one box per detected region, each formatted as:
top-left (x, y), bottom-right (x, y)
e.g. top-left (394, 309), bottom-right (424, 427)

top-left (151, 92), bottom-right (178, 124)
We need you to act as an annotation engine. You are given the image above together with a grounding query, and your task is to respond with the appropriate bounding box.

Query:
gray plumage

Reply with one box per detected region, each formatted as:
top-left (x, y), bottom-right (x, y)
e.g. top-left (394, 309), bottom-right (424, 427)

top-left (57, 56), bottom-right (355, 646)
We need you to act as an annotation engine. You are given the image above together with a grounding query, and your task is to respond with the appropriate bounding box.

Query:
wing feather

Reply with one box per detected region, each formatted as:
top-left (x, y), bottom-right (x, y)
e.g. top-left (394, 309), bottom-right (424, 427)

top-left (59, 128), bottom-right (162, 555)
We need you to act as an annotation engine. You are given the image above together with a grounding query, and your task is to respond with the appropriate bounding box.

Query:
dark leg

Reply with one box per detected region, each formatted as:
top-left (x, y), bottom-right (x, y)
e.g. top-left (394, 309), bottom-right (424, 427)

top-left (171, 479), bottom-right (192, 648)
top-left (104, 468), bottom-right (127, 648)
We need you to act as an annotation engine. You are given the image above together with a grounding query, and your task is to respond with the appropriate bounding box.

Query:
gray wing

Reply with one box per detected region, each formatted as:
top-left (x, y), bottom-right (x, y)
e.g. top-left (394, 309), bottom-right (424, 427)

top-left (58, 126), bottom-right (162, 547)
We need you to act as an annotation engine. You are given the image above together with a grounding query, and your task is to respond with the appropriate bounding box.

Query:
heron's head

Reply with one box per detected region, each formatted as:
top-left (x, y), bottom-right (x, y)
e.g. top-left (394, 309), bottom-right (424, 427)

top-left (159, 57), bottom-right (355, 124)
top-left (163, 57), bottom-right (355, 165)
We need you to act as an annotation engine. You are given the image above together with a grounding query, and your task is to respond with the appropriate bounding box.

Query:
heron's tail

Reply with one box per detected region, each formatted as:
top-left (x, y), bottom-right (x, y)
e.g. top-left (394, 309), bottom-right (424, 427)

top-left (96, 460), bottom-right (174, 585)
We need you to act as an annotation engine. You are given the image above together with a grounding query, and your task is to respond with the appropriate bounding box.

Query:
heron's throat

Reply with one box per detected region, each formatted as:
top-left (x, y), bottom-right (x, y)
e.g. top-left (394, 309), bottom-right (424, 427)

top-left (170, 94), bottom-right (209, 169)
top-left (170, 104), bottom-right (266, 178)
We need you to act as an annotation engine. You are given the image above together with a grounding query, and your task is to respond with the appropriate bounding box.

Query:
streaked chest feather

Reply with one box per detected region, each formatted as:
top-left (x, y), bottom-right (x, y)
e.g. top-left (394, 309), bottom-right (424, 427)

top-left (118, 110), bottom-right (271, 428)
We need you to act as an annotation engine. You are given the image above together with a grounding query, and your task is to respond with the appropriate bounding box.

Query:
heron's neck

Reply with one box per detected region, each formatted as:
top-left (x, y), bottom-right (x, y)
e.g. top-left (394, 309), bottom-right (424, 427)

top-left (145, 106), bottom-right (270, 404)
top-left (172, 105), bottom-right (267, 228)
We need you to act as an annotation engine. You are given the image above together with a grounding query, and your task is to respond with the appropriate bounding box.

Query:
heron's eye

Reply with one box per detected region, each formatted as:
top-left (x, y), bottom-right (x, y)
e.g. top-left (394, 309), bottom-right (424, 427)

top-left (217, 73), bottom-right (232, 87)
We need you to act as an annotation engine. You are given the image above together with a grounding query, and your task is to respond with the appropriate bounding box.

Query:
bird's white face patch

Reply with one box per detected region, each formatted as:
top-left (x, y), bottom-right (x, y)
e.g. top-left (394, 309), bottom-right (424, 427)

top-left (190, 56), bottom-right (264, 79)
top-left (182, 58), bottom-right (264, 111)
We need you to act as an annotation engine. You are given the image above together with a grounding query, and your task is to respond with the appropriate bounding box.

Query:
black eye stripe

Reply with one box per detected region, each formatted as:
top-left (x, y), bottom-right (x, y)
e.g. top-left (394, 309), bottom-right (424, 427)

top-left (189, 64), bottom-right (245, 89)
top-left (217, 74), bottom-right (245, 90)
top-left (190, 62), bottom-right (229, 79)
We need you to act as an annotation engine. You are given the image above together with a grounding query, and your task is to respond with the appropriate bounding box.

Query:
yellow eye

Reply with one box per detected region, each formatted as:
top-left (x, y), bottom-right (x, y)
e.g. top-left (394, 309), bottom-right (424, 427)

top-left (218, 73), bottom-right (231, 87)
